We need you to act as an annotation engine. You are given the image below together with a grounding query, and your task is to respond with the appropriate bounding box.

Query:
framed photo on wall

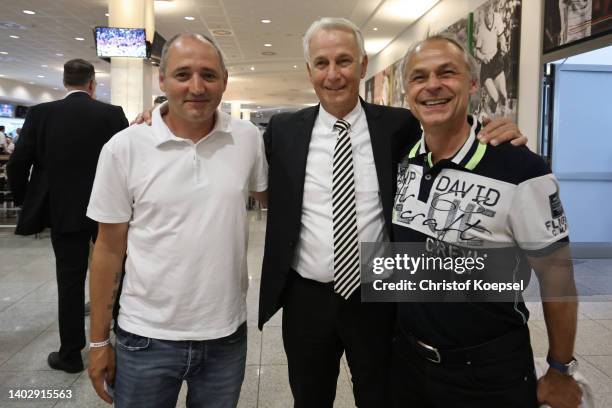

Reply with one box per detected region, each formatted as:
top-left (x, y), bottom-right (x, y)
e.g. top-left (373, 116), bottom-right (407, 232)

top-left (544, 0), bottom-right (612, 53)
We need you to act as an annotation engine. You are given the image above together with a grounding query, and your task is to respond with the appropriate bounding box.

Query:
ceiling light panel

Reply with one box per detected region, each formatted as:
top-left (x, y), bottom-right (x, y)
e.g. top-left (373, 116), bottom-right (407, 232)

top-left (363, 0), bottom-right (440, 56)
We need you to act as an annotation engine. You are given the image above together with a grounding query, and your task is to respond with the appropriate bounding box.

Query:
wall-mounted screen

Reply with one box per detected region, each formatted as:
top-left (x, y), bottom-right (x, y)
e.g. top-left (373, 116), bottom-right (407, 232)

top-left (95, 27), bottom-right (147, 58)
top-left (0, 104), bottom-right (14, 118)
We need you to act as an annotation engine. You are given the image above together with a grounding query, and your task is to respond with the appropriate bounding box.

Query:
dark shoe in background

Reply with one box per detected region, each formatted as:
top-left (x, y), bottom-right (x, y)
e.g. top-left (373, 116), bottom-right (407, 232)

top-left (47, 351), bottom-right (84, 373)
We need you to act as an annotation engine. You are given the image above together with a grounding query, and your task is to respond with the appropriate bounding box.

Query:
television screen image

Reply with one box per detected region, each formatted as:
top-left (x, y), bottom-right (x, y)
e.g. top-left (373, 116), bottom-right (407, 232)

top-left (0, 104), bottom-right (14, 118)
top-left (95, 27), bottom-right (147, 58)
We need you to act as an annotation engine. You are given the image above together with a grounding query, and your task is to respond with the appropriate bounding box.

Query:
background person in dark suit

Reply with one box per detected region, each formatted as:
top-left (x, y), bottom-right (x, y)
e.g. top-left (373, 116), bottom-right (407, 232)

top-left (7, 58), bottom-right (128, 373)
top-left (258, 18), bottom-right (526, 407)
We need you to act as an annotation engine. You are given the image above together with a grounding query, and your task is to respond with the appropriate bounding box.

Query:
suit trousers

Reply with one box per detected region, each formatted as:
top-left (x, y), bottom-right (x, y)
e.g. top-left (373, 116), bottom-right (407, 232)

top-left (281, 271), bottom-right (395, 408)
top-left (50, 227), bottom-right (97, 362)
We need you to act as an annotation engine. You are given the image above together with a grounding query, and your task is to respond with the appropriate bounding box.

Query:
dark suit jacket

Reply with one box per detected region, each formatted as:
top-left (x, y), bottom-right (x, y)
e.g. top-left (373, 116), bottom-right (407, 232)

top-left (258, 99), bottom-right (421, 329)
top-left (7, 92), bottom-right (128, 235)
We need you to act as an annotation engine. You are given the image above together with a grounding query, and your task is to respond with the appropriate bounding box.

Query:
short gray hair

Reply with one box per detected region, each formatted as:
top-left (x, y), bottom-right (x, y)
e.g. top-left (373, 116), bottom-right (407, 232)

top-left (402, 34), bottom-right (479, 87)
top-left (302, 17), bottom-right (366, 64)
top-left (159, 33), bottom-right (226, 75)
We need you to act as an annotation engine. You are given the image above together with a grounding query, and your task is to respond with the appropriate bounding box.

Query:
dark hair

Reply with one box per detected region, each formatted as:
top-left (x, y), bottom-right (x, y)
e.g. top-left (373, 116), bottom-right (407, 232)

top-left (153, 96), bottom-right (167, 105)
top-left (63, 59), bottom-right (95, 87)
top-left (0, 126), bottom-right (5, 131)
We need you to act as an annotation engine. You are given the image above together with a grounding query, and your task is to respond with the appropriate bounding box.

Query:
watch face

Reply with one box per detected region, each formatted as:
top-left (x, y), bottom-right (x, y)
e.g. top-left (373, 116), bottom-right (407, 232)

top-left (567, 359), bottom-right (579, 376)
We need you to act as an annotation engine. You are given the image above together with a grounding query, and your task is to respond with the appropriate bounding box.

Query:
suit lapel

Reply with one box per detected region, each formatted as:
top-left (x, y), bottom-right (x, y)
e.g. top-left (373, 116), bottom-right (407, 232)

top-left (362, 100), bottom-right (395, 234)
top-left (362, 100), bottom-right (392, 202)
top-left (290, 105), bottom-right (318, 219)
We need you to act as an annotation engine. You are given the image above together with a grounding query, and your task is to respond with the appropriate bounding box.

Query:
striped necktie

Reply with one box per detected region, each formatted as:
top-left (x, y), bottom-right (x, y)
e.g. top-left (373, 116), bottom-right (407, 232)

top-left (332, 119), bottom-right (360, 299)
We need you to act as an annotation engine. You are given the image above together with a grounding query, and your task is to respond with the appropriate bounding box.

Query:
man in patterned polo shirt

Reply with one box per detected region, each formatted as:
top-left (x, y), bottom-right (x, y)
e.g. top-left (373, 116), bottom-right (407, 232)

top-left (389, 35), bottom-right (582, 408)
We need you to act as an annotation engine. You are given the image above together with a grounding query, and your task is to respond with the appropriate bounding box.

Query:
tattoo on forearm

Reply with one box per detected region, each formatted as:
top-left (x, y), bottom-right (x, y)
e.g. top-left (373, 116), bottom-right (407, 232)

top-left (106, 283), bottom-right (119, 311)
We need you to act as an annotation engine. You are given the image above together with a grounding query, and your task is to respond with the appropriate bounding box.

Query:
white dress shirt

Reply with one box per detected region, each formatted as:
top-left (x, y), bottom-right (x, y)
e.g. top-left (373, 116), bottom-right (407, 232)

top-left (292, 102), bottom-right (386, 282)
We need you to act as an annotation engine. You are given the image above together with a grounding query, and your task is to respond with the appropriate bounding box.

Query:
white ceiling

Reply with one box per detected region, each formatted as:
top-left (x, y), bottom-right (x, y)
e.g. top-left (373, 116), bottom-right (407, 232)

top-left (0, 0), bottom-right (438, 110)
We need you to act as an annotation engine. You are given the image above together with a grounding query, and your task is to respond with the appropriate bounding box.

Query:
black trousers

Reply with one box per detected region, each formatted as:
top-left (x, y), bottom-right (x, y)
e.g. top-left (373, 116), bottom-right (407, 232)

top-left (390, 330), bottom-right (538, 408)
top-left (50, 227), bottom-right (97, 362)
top-left (281, 271), bottom-right (395, 408)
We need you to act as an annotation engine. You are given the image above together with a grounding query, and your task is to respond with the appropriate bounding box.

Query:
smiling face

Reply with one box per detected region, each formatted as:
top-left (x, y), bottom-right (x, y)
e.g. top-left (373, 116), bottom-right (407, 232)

top-left (306, 28), bottom-right (367, 119)
top-left (404, 39), bottom-right (477, 132)
top-left (159, 36), bottom-right (227, 127)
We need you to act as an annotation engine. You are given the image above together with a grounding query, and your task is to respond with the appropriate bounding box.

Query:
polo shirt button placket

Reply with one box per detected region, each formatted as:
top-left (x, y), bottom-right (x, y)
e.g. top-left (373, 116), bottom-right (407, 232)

top-left (193, 146), bottom-right (200, 184)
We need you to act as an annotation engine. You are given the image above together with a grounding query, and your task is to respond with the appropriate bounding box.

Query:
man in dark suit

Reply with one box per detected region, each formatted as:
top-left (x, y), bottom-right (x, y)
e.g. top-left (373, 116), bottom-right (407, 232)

top-left (7, 59), bottom-right (128, 373)
top-left (258, 18), bottom-right (525, 407)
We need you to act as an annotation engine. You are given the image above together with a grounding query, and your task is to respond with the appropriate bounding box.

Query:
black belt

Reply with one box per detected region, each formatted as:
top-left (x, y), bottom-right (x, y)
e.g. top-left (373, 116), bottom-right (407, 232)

top-left (399, 326), bottom-right (530, 365)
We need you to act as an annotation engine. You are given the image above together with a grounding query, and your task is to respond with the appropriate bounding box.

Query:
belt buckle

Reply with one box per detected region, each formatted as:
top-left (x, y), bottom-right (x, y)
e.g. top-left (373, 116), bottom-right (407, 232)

top-left (416, 340), bottom-right (441, 363)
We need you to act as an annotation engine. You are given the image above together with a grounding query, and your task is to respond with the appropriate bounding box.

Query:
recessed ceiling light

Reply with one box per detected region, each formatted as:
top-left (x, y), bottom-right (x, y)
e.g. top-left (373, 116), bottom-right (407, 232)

top-left (0, 51), bottom-right (7, 55)
top-left (262, 51), bottom-right (276, 56)
top-left (37, 75), bottom-right (45, 78)
top-left (105, 13), bottom-right (109, 17)
top-left (257, 106), bottom-right (261, 108)
top-left (373, 27), bottom-right (379, 31)
top-left (260, 19), bottom-right (271, 24)
top-left (75, 37), bottom-right (85, 41)
top-left (211, 29), bottom-right (232, 36)
top-left (23, 10), bottom-right (36, 15)
top-left (293, 65), bottom-right (298, 69)
top-left (99, 83), bottom-right (105, 86)
top-left (10, 35), bottom-right (20, 39)
top-left (250, 66), bottom-right (255, 71)
top-left (0, 74), bottom-right (5, 77)
top-left (41, 64), bottom-right (47, 67)
top-left (264, 43), bottom-right (272, 47)
top-left (29, 81), bottom-right (35, 84)
top-left (184, 16), bottom-right (195, 21)
top-left (56, 53), bottom-right (64, 56)
top-left (53, 87), bottom-right (58, 90)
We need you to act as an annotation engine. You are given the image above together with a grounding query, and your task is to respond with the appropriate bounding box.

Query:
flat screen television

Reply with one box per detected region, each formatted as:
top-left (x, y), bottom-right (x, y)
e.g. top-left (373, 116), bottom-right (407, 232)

top-left (15, 105), bottom-right (29, 118)
top-left (0, 104), bottom-right (14, 118)
top-left (149, 31), bottom-right (166, 65)
top-left (94, 27), bottom-right (147, 58)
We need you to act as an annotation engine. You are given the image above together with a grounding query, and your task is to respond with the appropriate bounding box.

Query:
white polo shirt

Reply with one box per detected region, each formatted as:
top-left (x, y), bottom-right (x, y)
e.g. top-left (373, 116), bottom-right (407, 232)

top-left (87, 106), bottom-right (268, 340)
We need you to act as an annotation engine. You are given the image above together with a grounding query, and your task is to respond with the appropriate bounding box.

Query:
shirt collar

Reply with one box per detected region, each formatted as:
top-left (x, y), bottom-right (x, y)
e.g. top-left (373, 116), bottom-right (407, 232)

top-left (152, 101), bottom-right (232, 147)
top-left (408, 115), bottom-right (486, 170)
top-left (317, 100), bottom-right (363, 132)
top-left (65, 90), bottom-right (89, 98)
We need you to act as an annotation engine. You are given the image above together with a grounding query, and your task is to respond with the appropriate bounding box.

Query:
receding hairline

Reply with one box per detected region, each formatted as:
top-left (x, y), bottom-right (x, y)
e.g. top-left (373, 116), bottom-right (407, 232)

top-left (402, 36), bottom-right (479, 84)
top-left (160, 33), bottom-right (226, 75)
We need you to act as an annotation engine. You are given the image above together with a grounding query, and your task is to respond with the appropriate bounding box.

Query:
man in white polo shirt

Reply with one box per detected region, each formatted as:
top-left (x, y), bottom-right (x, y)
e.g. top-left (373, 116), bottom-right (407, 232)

top-left (86, 33), bottom-right (267, 408)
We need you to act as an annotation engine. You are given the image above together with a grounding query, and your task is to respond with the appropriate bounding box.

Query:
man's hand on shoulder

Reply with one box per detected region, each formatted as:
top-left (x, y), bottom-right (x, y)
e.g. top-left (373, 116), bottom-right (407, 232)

top-left (478, 116), bottom-right (527, 146)
top-left (130, 103), bottom-right (168, 126)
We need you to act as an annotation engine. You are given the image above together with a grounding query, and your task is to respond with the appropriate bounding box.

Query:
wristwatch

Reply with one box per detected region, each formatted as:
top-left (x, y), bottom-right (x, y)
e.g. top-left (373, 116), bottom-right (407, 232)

top-left (546, 354), bottom-right (579, 376)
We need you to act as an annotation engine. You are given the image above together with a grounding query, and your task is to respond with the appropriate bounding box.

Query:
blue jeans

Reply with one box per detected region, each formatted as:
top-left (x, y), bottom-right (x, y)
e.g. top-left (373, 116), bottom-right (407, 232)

top-left (114, 323), bottom-right (247, 408)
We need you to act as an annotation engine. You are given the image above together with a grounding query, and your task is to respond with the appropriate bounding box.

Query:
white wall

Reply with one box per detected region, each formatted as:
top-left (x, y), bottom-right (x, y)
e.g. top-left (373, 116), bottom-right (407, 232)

top-left (0, 77), bottom-right (64, 106)
top-left (365, 0), bottom-right (543, 152)
top-left (561, 45), bottom-right (612, 65)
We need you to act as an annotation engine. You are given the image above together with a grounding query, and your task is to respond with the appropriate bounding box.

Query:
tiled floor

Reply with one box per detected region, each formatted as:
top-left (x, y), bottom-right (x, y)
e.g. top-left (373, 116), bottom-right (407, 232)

top-left (0, 211), bottom-right (611, 407)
